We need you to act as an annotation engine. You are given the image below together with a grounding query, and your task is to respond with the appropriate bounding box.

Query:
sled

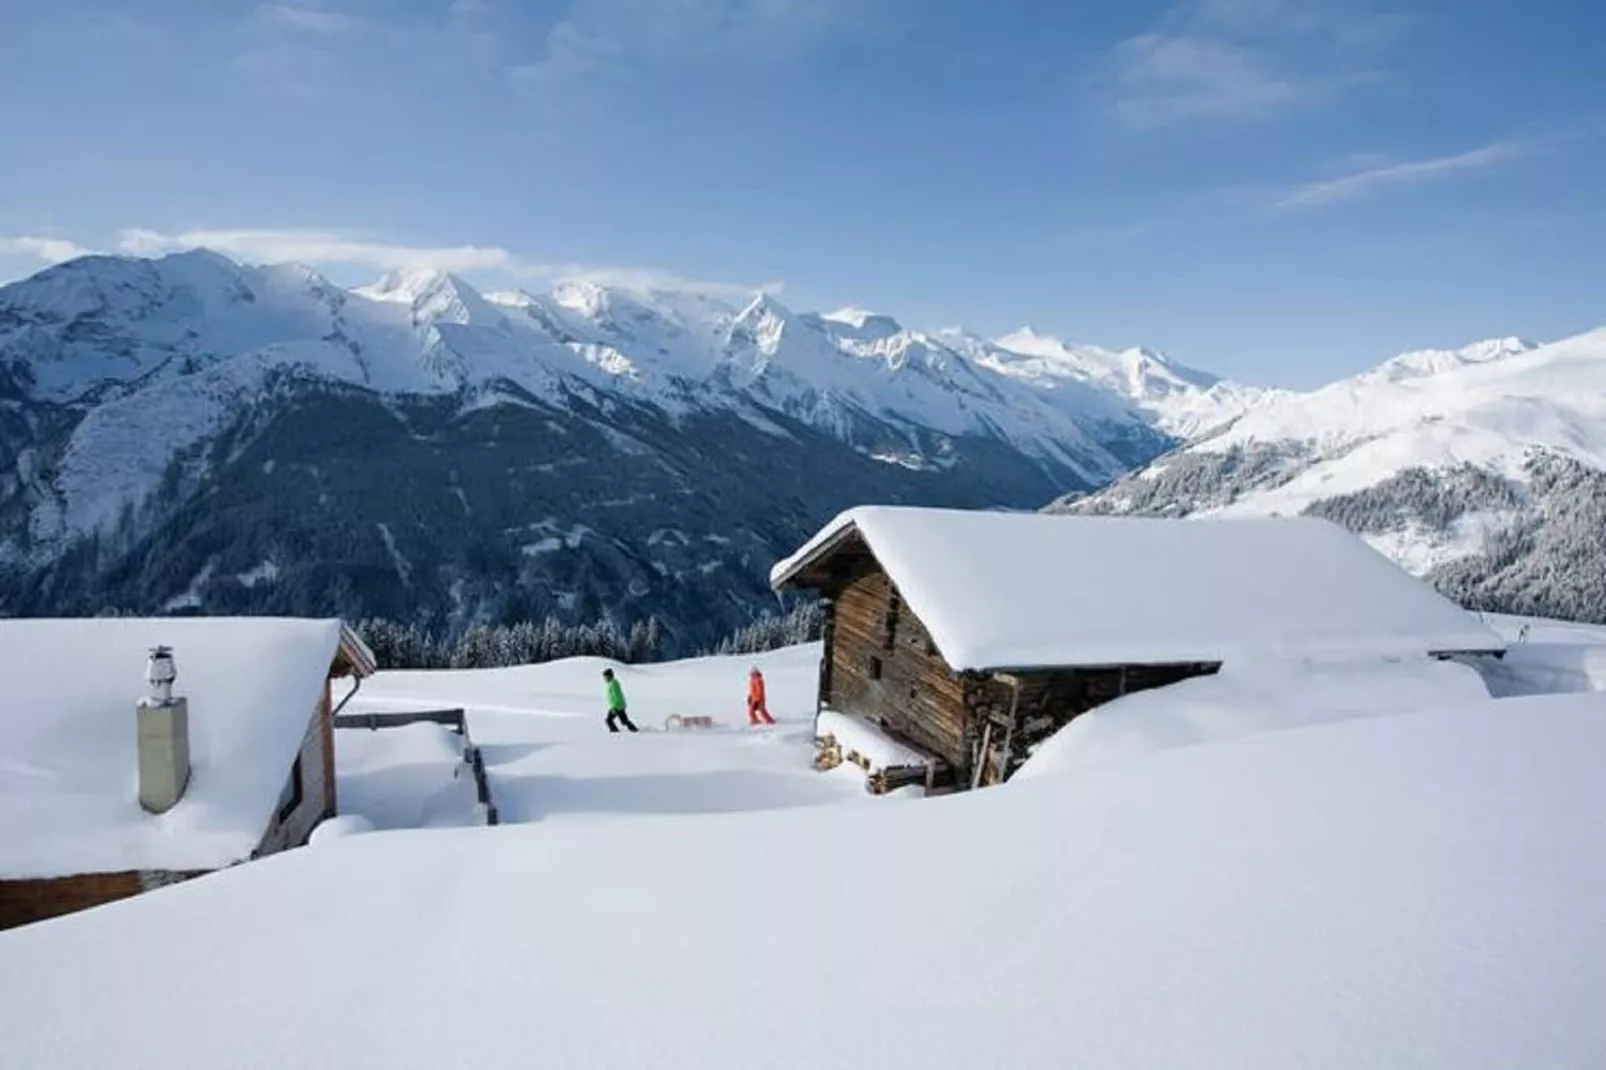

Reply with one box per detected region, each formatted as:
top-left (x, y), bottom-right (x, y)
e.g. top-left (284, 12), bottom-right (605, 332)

top-left (663, 714), bottom-right (717, 730)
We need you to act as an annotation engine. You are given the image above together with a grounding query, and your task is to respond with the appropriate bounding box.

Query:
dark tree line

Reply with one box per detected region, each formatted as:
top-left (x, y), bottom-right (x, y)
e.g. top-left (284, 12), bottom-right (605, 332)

top-left (355, 614), bottom-right (666, 670)
top-left (1056, 441), bottom-right (1314, 517)
top-left (1428, 452), bottom-right (1606, 625)
top-left (701, 601), bottom-right (825, 656)
top-left (355, 600), bottom-right (825, 670)
top-left (1303, 463), bottom-right (1526, 534)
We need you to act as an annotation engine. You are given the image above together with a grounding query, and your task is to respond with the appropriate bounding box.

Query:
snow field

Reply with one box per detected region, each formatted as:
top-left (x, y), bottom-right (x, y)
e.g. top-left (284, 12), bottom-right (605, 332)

top-left (340, 644), bottom-right (868, 825)
top-left (7, 613), bottom-right (1606, 1068)
top-left (5, 688), bottom-right (1606, 1069)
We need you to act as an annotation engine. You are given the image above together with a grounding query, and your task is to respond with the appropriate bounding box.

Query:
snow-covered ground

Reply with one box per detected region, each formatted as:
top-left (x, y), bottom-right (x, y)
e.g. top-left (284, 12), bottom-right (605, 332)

top-left (1474, 613), bottom-right (1606, 697)
top-left (6, 624), bottom-right (1606, 1068)
top-left (338, 644), bottom-right (866, 826)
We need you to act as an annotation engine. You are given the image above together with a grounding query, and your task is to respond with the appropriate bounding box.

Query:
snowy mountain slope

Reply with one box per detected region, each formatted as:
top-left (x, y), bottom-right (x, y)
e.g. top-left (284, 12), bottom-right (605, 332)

top-left (1354, 336), bottom-right (1537, 385)
top-left (0, 250), bottom-right (1199, 647)
top-left (970, 325), bottom-right (1273, 437)
top-left (1059, 326), bottom-right (1606, 623)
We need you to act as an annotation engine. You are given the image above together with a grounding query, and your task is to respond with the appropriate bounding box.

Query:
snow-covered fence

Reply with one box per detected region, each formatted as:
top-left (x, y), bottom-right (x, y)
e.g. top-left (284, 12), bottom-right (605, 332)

top-left (334, 708), bottom-right (500, 825)
top-left (334, 708), bottom-right (470, 731)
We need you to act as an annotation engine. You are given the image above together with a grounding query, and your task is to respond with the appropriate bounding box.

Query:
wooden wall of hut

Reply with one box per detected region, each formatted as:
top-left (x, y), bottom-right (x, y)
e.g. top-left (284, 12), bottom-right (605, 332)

top-left (966, 662), bottom-right (1220, 784)
top-left (826, 568), bottom-right (968, 772)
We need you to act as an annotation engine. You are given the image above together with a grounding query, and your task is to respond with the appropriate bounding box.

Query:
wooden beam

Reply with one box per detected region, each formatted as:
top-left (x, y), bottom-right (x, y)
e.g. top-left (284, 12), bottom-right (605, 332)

top-left (970, 719), bottom-right (994, 791)
top-left (993, 673), bottom-right (1024, 784)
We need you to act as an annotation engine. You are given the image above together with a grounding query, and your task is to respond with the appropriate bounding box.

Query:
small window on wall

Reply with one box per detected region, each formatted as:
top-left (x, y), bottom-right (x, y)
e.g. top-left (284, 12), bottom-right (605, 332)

top-left (869, 656), bottom-right (883, 680)
top-left (277, 755), bottom-right (305, 823)
top-left (883, 591), bottom-right (900, 650)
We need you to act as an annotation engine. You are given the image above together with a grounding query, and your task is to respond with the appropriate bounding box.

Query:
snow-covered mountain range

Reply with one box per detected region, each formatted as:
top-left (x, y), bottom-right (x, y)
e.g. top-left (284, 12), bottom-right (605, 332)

top-left (0, 249), bottom-right (1247, 648)
top-left (5, 247), bottom-right (1603, 638)
top-left (1058, 330), bottom-right (1606, 623)
top-left (961, 325), bottom-right (1270, 438)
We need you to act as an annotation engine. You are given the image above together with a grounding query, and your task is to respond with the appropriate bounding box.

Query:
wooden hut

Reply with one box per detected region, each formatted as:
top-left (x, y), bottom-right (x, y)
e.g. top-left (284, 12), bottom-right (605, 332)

top-left (0, 617), bottom-right (376, 930)
top-left (772, 507), bottom-right (1505, 793)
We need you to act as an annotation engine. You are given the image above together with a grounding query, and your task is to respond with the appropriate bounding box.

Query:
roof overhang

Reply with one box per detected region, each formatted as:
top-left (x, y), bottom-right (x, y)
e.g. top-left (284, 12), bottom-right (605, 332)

top-left (770, 521), bottom-right (865, 592)
top-left (333, 623), bottom-right (378, 679)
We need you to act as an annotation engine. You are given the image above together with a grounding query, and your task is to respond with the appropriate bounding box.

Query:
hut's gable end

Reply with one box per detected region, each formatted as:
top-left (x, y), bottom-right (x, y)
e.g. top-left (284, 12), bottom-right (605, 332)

top-left (254, 685), bottom-right (337, 858)
top-left (828, 566), bottom-right (967, 769)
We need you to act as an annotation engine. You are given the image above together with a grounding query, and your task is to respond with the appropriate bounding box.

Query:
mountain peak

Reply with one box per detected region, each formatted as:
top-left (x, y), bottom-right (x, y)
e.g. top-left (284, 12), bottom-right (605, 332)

top-left (355, 266), bottom-right (457, 304)
top-left (157, 247), bottom-right (239, 271)
top-left (997, 325), bottom-right (1065, 355)
top-left (818, 306), bottom-right (905, 342)
top-left (734, 291), bottom-right (793, 323)
top-left (354, 266), bottom-right (496, 328)
top-left (1461, 336), bottom-right (1539, 361)
top-left (550, 278), bottom-right (618, 321)
top-left (820, 306), bottom-right (891, 327)
top-left (1362, 335), bottom-right (1543, 385)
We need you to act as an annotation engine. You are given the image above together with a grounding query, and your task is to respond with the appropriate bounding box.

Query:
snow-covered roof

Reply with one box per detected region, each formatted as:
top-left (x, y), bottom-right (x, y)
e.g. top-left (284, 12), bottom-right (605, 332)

top-left (0, 617), bottom-right (365, 879)
top-left (772, 507), bottom-right (1503, 671)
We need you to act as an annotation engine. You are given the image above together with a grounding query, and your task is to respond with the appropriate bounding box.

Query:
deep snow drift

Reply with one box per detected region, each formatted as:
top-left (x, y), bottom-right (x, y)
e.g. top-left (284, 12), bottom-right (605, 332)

top-left (6, 625), bottom-right (1606, 1069)
top-left (1015, 654), bottom-right (1494, 777)
top-left (4, 684), bottom-right (1606, 1069)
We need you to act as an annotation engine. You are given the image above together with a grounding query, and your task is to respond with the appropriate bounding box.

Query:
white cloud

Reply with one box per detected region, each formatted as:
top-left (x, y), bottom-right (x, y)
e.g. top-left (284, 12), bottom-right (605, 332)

top-left (510, 0), bottom-right (842, 89)
top-left (118, 228), bottom-right (516, 273)
top-left (0, 235), bottom-right (95, 265)
top-left (526, 262), bottom-right (784, 299)
top-left (257, 4), bottom-right (362, 35)
top-left (111, 227), bottom-right (779, 298)
top-left (1111, 34), bottom-right (1339, 125)
top-left (1107, 0), bottom-right (1398, 127)
top-left (1274, 142), bottom-right (1524, 209)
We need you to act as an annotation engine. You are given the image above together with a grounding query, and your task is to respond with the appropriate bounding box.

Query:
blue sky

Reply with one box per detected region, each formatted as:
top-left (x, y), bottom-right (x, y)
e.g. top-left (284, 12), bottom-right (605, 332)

top-left (1, 0), bottom-right (1603, 386)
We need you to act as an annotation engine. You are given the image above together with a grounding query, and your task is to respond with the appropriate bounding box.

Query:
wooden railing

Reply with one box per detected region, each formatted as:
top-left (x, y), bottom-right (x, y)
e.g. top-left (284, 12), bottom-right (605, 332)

top-left (333, 707), bottom-right (500, 825)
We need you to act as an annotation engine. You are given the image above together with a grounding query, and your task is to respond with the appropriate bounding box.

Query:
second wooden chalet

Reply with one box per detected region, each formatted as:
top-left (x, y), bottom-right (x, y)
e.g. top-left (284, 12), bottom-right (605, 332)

top-left (771, 506), bottom-right (1505, 792)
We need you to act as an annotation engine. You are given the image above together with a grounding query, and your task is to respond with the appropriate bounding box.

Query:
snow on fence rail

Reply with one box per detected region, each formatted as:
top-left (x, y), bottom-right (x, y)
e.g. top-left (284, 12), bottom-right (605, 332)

top-left (333, 708), bottom-right (500, 825)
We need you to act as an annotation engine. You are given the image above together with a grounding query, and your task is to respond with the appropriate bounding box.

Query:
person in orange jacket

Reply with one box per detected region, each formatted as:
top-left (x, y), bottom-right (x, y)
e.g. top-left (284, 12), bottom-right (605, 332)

top-left (747, 667), bottom-right (776, 727)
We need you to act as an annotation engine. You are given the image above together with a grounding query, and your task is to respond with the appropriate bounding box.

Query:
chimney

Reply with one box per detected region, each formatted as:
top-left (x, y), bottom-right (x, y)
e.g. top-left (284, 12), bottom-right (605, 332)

top-left (138, 645), bottom-right (190, 813)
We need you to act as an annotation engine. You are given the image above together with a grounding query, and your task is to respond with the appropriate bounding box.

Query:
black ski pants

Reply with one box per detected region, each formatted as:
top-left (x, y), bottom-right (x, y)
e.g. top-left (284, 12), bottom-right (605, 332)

top-left (607, 707), bottom-right (639, 733)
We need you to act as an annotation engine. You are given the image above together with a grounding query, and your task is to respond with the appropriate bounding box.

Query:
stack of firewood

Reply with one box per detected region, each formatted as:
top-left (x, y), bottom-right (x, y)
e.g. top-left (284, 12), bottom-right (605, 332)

top-left (814, 734), bottom-right (843, 771)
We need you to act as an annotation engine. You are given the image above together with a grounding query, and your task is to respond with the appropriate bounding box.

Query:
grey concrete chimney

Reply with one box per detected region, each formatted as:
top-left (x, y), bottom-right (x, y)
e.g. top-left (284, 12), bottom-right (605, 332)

top-left (138, 646), bottom-right (190, 813)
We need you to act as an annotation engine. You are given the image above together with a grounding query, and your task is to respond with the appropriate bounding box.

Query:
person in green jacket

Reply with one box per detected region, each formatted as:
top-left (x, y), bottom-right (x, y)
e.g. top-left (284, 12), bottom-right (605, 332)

top-left (602, 668), bottom-right (638, 733)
